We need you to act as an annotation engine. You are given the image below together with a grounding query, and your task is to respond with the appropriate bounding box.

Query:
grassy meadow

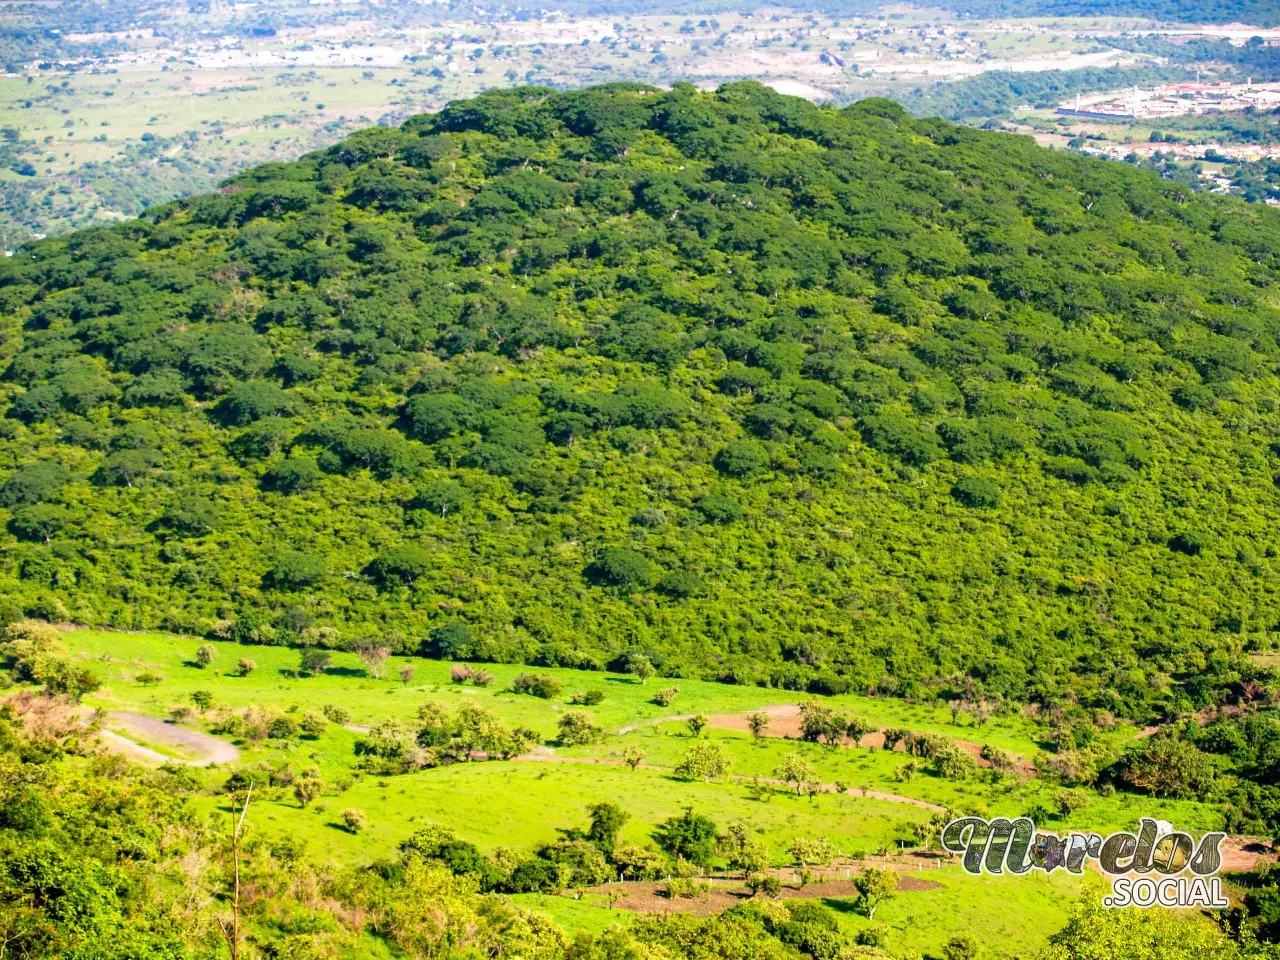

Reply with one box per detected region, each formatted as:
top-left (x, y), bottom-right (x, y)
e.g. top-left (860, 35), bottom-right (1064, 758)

top-left (51, 623), bottom-right (1227, 960)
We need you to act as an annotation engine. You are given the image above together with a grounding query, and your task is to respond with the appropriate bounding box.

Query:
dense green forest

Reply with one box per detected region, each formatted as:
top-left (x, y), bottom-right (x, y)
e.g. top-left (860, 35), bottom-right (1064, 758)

top-left (3, 82), bottom-right (1280, 721)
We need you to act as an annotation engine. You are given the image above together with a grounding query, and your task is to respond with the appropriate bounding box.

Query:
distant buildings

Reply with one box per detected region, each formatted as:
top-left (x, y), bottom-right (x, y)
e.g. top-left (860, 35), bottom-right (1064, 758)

top-left (1056, 80), bottom-right (1280, 121)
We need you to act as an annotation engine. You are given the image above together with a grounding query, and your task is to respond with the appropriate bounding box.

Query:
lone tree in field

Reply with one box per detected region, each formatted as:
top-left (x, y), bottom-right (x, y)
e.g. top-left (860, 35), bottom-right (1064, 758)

top-left (622, 745), bottom-right (645, 770)
top-left (686, 714), bottom-right (708, 738)
top-left (355, 642), bottom-right (391, 679)
top-left (586, 802), bottom-right (630, 857)
top-left (855, 867), bottom-right (899, 920)
top-left (299, 649), bottom-right (330, 678)
top-left (747, 711), bottom-right (770, 739)
top-left (294, 772), bottom-right (323, 808)
top-left (398, 665), bottom-right (414, 687)
top-left (628, 654), bottom-right (656, 685)
top-left (722, 821), bottom-right (769, 875)
top-left (774, 753), bottom-right (816, 795)
top-left (799, 699), bottom-right (846, 746)
top-left (789, 836), bottom-right (836, 868)
top-left (846, 715), bottom-right (874, 747)
top-left (674, 741), bottom-right (731, 782)
top-left (237, 658), bottom-right (256, 677)
top-left (191, 690), bottom-right (214, 713)
top-left (195, 644), bottom-right (216, 668)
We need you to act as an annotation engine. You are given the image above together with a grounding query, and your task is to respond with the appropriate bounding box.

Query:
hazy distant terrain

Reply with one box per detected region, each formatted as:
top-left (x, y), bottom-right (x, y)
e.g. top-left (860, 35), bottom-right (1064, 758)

top-left (2, 0), bottom-right (1277, 245)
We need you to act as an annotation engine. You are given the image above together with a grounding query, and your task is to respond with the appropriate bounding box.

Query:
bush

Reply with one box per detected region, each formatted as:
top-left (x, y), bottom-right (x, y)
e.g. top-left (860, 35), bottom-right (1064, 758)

top-left (746, 873), bottom-right (782, 897)
top-left (195, 644), bottom-right (216, 668)
top-left (568, 689), bottom-right (605, 706)
top-left (300, 712), bottom-right (327, 738)
top-left (512, 673), bottom-right (563, 699)
top-left (943, 934), bottom-right (980, 960)
top-left (652, 687), bottom-right (679, 707)
top-left (855, 926), bottom-right (889, 948)
top-left (268, 715), bottom-right (300, 740)
top-left (664, 877), bottom-right (711, 899)
top-left (341, 808), bottom-right (367, 833)
top-left (236, 657), bottom-right (257, 676)
top-left (558, 711), bottom-right (602, 746)
top-left (322, 704), bottom-right (352, 724)
top-left (426, 621), bottom-right (475, 659)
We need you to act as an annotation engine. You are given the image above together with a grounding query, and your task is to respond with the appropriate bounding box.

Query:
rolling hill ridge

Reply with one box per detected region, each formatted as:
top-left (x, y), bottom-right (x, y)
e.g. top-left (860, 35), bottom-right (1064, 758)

top-left (2, 81), bottom-right (1279, 720)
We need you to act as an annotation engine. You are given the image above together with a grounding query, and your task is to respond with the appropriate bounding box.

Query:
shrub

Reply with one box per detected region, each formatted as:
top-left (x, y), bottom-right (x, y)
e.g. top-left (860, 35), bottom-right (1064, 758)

top-left (294, 773), bottom-right (323, 808)
top-left (268, 551), bottom-right (325, 589)
top-left (341, 808), bottom-right (367, 833)
top-left (195, 644), bottom-right (216, 668)
top-left (652, 687), bottom-right (679, 707)
top-left (613, 843), bottom-right (667, 880)
top-left (856, 926), bottom-right (889, 948)
top-left (568, 689), bottom-right (605, 706)
top-left (664, 877), bottom-right (711, 899)
top-left (321, 704), bottom-right (351, 724)
top-left (268, 715), bottom-right (300, 740)
top-left (300, 712), bottom-right (327, 738)
top-left (236, 658), bottom-right (257, 676)
top-left (426, 621), bottom-right (475, 659)
top-left (746, 873), bottom-right (782, 898)
top-left (512, 673), bottom-right (563, 699)
top-left (558, 711), bottom-right (602, 746)
top-left (622, 745), bottom-right (645, 770)
top-left (943, 934), bottom-right (980, 960)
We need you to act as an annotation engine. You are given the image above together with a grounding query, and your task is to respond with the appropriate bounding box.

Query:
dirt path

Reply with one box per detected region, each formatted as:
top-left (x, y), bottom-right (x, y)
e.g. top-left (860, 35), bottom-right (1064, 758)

top-left (620, 704), bottom-right (1035, 776)
top-left (513, 752), bottom-right (946, 812)
top-left (99, 712), bottom-right (240, 767)
top-left (588, 870), bottom-right (942, 916)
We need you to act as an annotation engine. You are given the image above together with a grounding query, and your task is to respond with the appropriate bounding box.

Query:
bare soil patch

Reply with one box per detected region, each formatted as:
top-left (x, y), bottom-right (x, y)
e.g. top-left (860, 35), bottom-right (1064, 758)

top-left (589, 867), bottom-right (943, 916)
top-left (627, 704), bottom-right (1036, 776)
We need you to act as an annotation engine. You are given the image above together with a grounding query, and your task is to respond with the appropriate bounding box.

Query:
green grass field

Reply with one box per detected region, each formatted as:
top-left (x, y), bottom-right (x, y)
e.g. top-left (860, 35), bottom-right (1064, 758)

top-left (68, 628), bottom-right (1054, 752)
top-left (51, 625), bottom-right (1227, 957)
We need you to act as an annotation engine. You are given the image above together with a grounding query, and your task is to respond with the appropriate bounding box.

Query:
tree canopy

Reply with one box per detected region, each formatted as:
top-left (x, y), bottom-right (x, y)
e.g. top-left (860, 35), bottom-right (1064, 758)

top-left (1, 82), bottom-right (1279, 719)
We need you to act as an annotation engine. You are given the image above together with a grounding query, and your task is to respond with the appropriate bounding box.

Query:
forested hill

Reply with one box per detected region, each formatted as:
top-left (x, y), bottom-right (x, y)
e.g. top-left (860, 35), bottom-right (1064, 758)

top-left (2, 82), bottom-right (1280, 720)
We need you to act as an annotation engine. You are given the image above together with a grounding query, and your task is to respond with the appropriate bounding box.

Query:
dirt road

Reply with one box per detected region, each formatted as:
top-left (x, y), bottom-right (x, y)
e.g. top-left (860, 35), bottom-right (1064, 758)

top-left (99, 712), bottom-right (239, 767)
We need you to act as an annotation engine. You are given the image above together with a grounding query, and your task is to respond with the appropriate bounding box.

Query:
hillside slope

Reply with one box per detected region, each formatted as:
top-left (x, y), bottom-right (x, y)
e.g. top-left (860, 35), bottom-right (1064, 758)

top-left (2, 82), bottom-right (1280, 718)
